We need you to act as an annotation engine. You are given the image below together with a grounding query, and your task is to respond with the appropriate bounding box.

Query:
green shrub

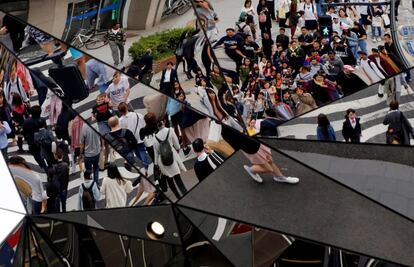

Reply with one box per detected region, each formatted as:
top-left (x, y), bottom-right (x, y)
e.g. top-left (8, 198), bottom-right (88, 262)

top-left (128, 27), bottom-right (192, 62)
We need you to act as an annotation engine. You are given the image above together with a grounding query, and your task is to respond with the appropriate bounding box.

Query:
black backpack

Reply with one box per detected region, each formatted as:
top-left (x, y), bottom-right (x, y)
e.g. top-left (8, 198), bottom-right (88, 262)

top-left (105, 129), bottom-right (130, 157)
top-left (82, 181), bottom-right (96, 210)
top-left (155, 129), bottom-right (174, 166)
top-left (236, 22), bottom-right (248, 39)
top-left (34, 128), bottom-right (55, 161)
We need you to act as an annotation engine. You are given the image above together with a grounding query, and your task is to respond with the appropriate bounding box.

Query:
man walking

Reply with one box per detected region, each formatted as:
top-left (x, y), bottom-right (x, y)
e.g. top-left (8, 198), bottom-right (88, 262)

top-left (107, 22), bottom-right (126, 66)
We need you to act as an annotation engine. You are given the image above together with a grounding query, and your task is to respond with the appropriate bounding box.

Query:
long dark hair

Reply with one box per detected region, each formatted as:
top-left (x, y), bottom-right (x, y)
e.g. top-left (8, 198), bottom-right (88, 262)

top-left (107, 163), bottom-right (126, 184)
top-left (9, 156), bottom-right (31, 170)
top-left (317, 113), bottom-right (330, 139)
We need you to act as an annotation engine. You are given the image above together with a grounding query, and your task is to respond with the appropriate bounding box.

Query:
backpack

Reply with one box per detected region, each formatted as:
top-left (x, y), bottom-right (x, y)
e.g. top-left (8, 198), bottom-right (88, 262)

top-left (259, 11), bottom-right (267, 23)
top-left (82, 181), bottom-right (96, 210)
top-left (105, 129), bottom-right (130, 157)
top-left (55, 140), bottom-right (70, 164)
top-left (155, 129), bottom-right (174, 166)
top-left (303, 2), bottom-right (315, 13)
top-left (34, 128), bottom-right (55, 161)
top-left (236, 23), bottom-right (248, 39)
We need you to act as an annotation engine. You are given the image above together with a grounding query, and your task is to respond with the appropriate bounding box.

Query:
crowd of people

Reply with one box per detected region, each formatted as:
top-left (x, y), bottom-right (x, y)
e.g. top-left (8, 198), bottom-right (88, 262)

top-left (1, 0), bottom-right (414, 215)
top-left (174, 0), bottom-right (412, 139)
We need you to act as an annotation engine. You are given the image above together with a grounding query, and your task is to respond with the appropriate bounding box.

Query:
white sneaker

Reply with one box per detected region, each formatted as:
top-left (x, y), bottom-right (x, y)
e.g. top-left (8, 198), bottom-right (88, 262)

top-left (243, 165), bottom-right (263, 183)
top-left (273, 176), bottom-right (300, 184)
top-left (377, 37), bottom-right (382, 42)
top-left (372, 38), bottom-right (377, 43)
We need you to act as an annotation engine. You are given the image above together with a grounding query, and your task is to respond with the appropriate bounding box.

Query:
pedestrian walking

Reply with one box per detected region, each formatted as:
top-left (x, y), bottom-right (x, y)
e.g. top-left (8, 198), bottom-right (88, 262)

top-left (106, 22), bottom-right (126, 66)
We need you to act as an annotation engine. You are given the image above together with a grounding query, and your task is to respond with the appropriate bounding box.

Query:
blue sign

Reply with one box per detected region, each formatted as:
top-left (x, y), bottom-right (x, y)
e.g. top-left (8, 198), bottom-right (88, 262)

top-left (404, 41), bottom-right (414, 56)
top-left (399, 25), bottom-right (414, 37)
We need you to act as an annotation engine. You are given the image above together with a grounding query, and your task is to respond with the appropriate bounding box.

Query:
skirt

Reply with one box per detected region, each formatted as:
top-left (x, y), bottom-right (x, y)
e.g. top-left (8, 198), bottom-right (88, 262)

top-left (242, 144), bottom-right (272, 165)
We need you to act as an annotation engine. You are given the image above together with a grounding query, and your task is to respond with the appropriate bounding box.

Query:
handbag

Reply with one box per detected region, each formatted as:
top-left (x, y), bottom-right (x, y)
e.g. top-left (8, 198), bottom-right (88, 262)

top-left (278, 8), bottom-right (286, 19)
top-left (372, 16), bottom-right (383, 27)
top-left (208, 120), bottom-right (223, 142)
top-left (381, 14), bottom-right (390, 27)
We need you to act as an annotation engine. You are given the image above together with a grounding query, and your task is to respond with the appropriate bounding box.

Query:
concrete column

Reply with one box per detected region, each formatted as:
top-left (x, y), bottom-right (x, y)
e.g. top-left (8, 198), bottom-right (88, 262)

top-left (124, 0), bottom-right (166, 30)
top-left (27, 0), bottom-right (68, 38)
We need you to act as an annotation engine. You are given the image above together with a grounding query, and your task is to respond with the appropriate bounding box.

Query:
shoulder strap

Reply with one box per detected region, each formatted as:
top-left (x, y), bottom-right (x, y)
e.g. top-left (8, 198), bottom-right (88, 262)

top-left (88, 181), bottom-right (95, 190)
top-left (166, 129), bottom-right (170, 141)
top-left (133, 113), bottom-right (139, 136)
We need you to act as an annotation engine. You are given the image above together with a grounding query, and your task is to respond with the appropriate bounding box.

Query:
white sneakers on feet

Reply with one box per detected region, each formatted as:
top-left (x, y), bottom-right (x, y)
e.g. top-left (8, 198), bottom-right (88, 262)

top-left (273, 176), bottom-right (300, 184)
top-left (243, 165), bottom-right (263, 183)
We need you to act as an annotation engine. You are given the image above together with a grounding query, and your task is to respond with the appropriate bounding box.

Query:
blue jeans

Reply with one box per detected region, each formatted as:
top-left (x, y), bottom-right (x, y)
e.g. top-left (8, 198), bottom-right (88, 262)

top-left (97, 121), bottom-right (111, 136)
top-left (372, 26), bottom-right (382, 38)
top-left (98, 83), bottom-right (109, 94)
top-left (56, 189), bottom-right (67, 212)
top-left (358, 39), bottom-right (368, 54)
top-left (32, 201), bottom-right (42, 215)
top-left (350, 45), bottom-right (359, 61)
top-left (84, 154), bottom-right (100, 185)
top-left (134, 143), bottom-right (151, 170)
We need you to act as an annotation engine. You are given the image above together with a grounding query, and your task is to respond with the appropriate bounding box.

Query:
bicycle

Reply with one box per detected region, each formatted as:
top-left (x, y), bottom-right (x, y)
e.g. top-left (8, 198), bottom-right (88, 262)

top-left (70, 28), bottom-right (108, 50)
top-left (162, 0), bottom-right (192, 18)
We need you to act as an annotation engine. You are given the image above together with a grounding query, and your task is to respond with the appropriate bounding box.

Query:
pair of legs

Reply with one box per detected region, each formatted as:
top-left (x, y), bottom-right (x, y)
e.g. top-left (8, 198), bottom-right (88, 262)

top-left (109, 40), bottom-right (124, 65)
top-left (84, 154), bottom-right (100, 185)
top-left (159, 174), bottom-right (187, 199)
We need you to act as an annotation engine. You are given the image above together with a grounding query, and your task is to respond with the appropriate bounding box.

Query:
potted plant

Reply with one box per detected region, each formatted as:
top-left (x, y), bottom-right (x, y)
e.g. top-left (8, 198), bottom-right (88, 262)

top-left (128, 27), bottom-right (192, 73)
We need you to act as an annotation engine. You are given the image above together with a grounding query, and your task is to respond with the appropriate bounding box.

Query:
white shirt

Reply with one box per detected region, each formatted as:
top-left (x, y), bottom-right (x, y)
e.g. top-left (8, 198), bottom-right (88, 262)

top-left (120, 112), bottom-right (146, 143)
top-left (100, 177), bottom-right (133, 208)
top-left (303, 3), bottom-right (317, 20)
top-left (105, 76), bottom-right (130, 108)
top-left (9, 165), bottom-right (48, 202)
top-left (350, 118), bottom-right (357, 128)
top-left (164, 69), bottom-right (172, 82)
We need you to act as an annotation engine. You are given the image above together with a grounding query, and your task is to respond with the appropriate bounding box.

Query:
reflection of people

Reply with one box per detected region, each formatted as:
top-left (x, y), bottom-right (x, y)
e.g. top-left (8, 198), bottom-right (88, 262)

top-left (0, 13), bottom-right (25, 52)
top-left (153, 119), bottom-right (187, 199)
top-left (193, 138), bottom-right (224, 182)
top-left (221, 126), bottom-right (299, 184)
top-left (383, 101), bottom-right (414, 145)
top-left (316, 113), bottom-right (336, 141)
top-left (9, 156), bottom-right (48, 214)
top-left (100, 163), bottom-right (133, 208)
top-left (159, 62), bottom-right (179, 96)
top-left (0, 118), bottom-right (11, 161)
top-left (106, 22), bottom-right (126, 66)
top-left (342, 109), bottom-right (361, 143)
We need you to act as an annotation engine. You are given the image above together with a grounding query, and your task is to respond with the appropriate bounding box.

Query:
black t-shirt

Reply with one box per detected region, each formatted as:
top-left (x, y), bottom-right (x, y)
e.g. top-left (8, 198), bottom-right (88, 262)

top-left (92, 103), bottom-right (113, 122)
top-left (351, 24), bottom-right (367, 39)
top-left (298, 34), bottom-right (314, 55)
top-left (242, 41), bottom-right (260, 60)
top-left (276, 34), bottom-right (290, 50)
top-left (262, 38), bottom-right (274, 58)
top-left (2, 15), bottom-right (25, 36)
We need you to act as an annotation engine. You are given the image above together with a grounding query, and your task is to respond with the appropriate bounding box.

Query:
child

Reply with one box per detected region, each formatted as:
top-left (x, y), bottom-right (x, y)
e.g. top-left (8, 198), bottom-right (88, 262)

top-left (254, 92), bottom-right (266, 119)
top-left (78, 170), bottom-right (100, 210)
top-left (92, 93), bottom-right (113, 170)
top-left (341, 108), bottom-right (362, 143)
top-left (247, 119), bottom-right (257, 136)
